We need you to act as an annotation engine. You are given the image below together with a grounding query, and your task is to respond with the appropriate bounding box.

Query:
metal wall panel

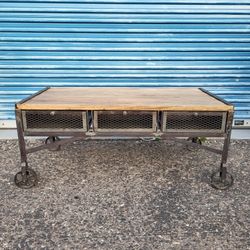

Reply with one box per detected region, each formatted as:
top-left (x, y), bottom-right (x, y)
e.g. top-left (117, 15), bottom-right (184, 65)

top-left (0, 0), bottom-right (250, 127)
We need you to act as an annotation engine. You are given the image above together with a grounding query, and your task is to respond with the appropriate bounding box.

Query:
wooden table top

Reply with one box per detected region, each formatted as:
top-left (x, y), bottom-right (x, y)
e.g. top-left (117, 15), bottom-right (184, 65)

top-left (16, 87), bottom-right (233, 111)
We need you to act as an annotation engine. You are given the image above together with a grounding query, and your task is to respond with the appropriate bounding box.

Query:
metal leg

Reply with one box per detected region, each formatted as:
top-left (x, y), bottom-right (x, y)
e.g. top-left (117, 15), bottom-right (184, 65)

top-left (16, 110), bottom-right (28, 165)
top-left (14, 109), bottom-right (38, 188)
top-left (220, 135), bottom-right (230, 180)
top-left (220, 164), bottom-right (227, 180)
top-left (211, 112), bottom-right (234, 190)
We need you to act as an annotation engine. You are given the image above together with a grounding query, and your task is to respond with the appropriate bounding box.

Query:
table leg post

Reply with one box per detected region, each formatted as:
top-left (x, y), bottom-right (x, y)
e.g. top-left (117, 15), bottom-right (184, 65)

top-left (211, 111), bottom-right (234, 190)
top-left (14, 109), bottom-right (38, 188)
top-left (16, 109), bottom-right (27, 165)
top-left (220, 133), bottom-right (230, 179)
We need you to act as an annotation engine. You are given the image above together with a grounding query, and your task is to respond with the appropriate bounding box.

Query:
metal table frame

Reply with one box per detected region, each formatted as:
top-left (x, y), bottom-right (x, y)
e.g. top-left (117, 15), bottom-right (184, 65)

top-left (14, 88), bottom-right (234, 190)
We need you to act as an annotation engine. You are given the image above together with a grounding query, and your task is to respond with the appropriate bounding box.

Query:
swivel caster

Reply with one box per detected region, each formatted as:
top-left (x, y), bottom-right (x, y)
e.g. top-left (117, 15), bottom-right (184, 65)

top-left (187, 137), bottom-right (202, 151)
top-left (14, 167), bottom-right (38, 189)
top-left (210, 169), bottom-right (234, 190)
top-left (45, 136), bottom-right (61, 151)
top-left (190, 137), bottom-right (203, 144)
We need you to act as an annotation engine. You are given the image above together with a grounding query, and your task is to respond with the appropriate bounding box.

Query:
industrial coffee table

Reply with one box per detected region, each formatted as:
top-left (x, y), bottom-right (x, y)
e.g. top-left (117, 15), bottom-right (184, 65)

top-left (15, 87), bottom-right (234, 190)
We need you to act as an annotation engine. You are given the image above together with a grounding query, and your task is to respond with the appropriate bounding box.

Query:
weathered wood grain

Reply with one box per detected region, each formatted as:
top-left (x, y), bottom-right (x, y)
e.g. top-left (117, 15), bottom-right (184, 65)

top-left (17, 87), bottom-right (233, 111)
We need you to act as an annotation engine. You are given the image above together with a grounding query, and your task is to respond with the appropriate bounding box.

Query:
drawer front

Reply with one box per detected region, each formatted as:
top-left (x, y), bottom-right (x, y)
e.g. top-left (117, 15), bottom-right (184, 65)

top-left (22, 110), bottom-right (87, 132)
top-left (94, 111), bottom-right (157, 132)
top-left (162, 111), bottom-right (227, 133)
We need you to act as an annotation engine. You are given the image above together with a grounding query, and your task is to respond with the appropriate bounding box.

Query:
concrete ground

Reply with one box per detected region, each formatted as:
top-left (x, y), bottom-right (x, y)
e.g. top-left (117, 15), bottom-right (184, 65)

top-left (0, 139), bottom-right (249, 250)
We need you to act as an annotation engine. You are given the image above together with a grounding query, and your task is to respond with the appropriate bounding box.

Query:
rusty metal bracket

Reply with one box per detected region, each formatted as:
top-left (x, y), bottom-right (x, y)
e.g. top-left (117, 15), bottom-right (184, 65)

top-left (26, 136), bottom-right (86, 154)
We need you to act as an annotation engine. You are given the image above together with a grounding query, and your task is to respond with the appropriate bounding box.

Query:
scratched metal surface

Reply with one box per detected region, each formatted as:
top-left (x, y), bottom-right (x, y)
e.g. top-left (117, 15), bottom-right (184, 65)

top-left (0, 0), bottom-right (250, 121)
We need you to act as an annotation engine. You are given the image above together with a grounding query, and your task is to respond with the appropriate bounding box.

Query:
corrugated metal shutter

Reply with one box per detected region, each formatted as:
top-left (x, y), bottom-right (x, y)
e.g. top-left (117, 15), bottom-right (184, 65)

top-left (0, 0), bottom-right (250, 127)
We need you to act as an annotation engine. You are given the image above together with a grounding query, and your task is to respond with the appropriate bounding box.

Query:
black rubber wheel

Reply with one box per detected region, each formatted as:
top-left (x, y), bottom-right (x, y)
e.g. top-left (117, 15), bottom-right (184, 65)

top-left (191, 137), bottom-right (202, 144)
top-left (186, 137), bottom-right (202, 151)
top-left (14, 168), bottom-right (38, 189)
top-left (45, 136), bottom-right (61, 151)
top-left (210, 170), bottom-right (234, 190)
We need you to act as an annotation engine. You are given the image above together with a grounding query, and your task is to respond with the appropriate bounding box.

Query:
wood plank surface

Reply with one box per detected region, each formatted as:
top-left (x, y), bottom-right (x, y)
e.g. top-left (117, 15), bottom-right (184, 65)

top-left (16, 87), bottom-right (233, 111)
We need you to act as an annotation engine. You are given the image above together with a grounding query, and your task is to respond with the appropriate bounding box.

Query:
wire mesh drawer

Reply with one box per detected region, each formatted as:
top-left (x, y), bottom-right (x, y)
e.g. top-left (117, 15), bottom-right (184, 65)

top-left (22, 110), bottom-right (87, 132)
top-left (162, 111), bottom-right (227, 133)
top-left (94, 111), bottom-right (157, 132)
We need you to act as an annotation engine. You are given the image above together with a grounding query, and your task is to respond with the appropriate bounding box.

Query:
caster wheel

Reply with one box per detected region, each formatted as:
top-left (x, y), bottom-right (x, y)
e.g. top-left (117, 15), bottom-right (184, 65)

top-left (14, 168), bottom-right (38, 189)
top-left (45, 136), bottom-right (61, 151)
top-left (191, 137), bottom-right (202, 144)
top-left (210, 170), bottom-right (234, 190)
top-left (187, 137), bottom-right (202, 151)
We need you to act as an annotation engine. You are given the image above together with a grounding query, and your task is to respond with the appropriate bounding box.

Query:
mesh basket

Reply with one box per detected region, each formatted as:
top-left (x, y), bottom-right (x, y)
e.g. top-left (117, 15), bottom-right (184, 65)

top-left (162, 111), bottom-right (226, 133)
top-left (22, 110), bottom-right (87, 132)
top-left (94, 111), bottom-right (157, 132)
